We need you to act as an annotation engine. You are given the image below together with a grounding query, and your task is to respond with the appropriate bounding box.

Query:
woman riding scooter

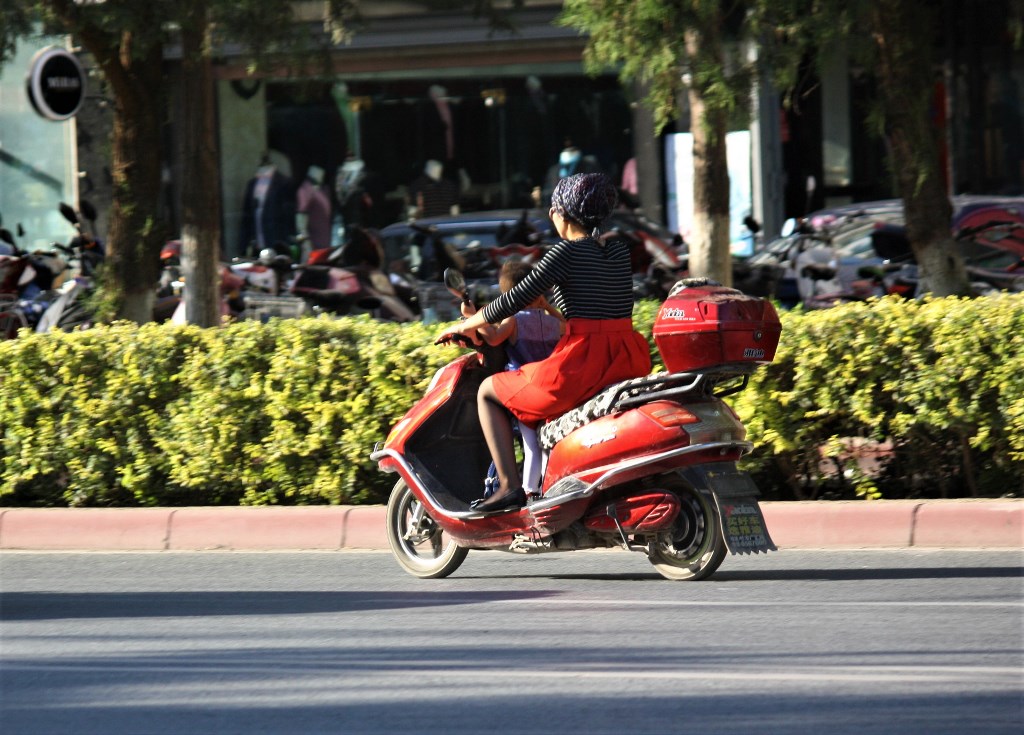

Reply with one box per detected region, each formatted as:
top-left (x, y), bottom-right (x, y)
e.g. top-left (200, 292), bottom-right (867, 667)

top-left (436, 173), bottom-right (651, 514)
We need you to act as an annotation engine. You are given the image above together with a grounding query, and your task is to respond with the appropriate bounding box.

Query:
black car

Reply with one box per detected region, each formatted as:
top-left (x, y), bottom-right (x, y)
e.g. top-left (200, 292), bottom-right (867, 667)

top-left (379, 209), bottom-right (556, 321)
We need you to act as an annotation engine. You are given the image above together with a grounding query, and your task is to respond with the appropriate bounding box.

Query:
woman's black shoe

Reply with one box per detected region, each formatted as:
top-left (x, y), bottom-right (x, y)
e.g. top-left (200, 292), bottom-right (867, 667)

top-left (469, 488), bottom-right (526, 514)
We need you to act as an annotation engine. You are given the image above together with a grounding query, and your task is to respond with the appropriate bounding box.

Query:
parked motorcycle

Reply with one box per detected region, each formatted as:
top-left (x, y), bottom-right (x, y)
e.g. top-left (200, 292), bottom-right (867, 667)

top-left (820, 218), bottom-right (1024, 305)
top-left (0, 226), bottom-right (71, 336)
top-left (0, 227), bottom-right (37, 338)
top-left (370, 274), bottom-right (780, 580)
top-left (294, 226), bottom-right (417, 322)
top-left (229, 248), bottom-right (296, 296)
top-left (33, 201), bottom-right (104, 334)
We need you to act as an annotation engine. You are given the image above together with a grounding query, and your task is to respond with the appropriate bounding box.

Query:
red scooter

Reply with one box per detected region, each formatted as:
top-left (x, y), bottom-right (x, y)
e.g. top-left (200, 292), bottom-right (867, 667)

top-left (371, 274), bottom-right (781, 580)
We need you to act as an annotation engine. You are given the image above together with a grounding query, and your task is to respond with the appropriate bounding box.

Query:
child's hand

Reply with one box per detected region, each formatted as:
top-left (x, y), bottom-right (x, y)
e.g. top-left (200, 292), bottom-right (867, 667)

top-left (539, 296), bottom-right (565, 322)
top-left (435, 323), bottom-right (481, 346)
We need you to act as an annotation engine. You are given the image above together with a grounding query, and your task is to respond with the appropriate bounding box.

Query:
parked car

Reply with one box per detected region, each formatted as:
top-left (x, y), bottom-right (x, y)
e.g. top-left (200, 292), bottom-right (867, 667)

top-left (741, 196), bottom-right (1024, 306)
top-left (378, 207), bottom-right (695, 318)
top-left (378, 209), bottom-right (556, 321)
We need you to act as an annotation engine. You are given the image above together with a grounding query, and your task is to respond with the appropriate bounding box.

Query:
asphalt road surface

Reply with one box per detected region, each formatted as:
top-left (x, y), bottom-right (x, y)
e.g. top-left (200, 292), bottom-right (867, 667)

top-left (1, 549), bottom-right (1021, 735)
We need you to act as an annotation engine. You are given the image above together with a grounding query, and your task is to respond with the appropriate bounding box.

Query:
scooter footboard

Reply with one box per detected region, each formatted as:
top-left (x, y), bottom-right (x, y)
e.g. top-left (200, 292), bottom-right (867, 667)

top-left (677, 462), bottom-right (776, 554)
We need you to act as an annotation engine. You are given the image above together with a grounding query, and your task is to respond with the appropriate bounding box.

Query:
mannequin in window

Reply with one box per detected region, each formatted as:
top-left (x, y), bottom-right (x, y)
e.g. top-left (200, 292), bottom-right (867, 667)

top-left (409, 159), bottom-right (459, 219)
top-left (336, 156), bottom-right (369, 228)
top-left (296, 165), bottom-right (332, 261)
top-left (427, 84), bottom-right (454, 164)
top-left (542, 139), bottom-right (600, 204)
top-left (619, 157), bottom-right (641, 209)
top-left (240, 155), bottom-right (296, 256)
top-left (336, 155), bottom-right (389, 229)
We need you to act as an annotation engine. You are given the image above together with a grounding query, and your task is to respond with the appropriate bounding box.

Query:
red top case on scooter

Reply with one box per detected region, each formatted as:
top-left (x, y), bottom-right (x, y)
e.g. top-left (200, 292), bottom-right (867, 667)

top-left (653, 282), bottom-right (781, 373)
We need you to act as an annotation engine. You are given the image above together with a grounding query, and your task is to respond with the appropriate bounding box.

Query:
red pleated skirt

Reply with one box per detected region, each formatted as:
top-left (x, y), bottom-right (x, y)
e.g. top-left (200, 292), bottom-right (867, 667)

top-left (491, 318), bottom-right (652, 428)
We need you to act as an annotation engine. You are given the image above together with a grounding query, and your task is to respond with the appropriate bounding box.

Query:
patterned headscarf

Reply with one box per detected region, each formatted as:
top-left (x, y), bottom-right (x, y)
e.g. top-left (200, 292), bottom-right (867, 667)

top-left (550, 172), bottom-right (618, 235)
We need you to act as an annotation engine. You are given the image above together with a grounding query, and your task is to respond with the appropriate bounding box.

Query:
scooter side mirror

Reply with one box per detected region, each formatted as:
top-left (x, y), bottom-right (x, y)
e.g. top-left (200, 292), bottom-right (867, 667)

top-left (79, 199), bottom-right (98, 223)
top-left (443, 267), bottom-right (468, 302)
top-left (59, 202), bottom-right (79, 226)
top-left (0, 228), bottom-right (14, 246)
top-left (780, 218), bottom-right (797, 237)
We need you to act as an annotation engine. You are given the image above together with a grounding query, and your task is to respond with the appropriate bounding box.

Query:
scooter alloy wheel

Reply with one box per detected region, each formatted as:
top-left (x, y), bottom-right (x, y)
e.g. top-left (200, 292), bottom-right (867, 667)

top-left (385, 479), bottom-right (468, 579)
top-left (646, 478), bottom-right (727, 581)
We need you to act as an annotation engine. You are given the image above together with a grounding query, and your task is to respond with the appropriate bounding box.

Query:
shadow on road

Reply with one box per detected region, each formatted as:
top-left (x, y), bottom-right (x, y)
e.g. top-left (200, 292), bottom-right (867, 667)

top-left (0, 589), bottom-right (561, 621)
top-left (525, 565), bottom-right (1023, 583)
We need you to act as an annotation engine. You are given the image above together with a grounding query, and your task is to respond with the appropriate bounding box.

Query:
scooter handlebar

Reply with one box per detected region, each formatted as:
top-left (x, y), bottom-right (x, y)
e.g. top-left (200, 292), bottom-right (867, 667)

top-left (434, 332), bottom-right (474, 348)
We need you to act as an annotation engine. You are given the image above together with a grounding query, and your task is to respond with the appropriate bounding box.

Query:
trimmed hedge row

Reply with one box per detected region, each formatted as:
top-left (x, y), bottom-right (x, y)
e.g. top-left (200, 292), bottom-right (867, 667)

top-left (0, 318), bottom-right (451, 506)
top-left (1, 294), bottom-right (1020, 506)
top-left (732, 294), bottom-right (1024, 500)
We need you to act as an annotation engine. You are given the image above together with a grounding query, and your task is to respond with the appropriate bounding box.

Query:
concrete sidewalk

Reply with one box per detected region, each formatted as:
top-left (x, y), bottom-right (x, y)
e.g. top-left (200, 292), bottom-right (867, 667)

top-left (0, 500), bottom-right (1019, 552)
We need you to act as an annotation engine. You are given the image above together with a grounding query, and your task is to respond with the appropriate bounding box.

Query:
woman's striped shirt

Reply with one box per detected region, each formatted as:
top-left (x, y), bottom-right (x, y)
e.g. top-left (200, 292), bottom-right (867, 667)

top-left (480, 236), bottom-right (635, 324)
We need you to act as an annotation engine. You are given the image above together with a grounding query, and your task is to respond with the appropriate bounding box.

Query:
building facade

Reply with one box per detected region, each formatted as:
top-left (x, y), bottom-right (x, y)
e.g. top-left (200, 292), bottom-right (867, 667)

top-left (57, 1), bottom-right (1024, 257)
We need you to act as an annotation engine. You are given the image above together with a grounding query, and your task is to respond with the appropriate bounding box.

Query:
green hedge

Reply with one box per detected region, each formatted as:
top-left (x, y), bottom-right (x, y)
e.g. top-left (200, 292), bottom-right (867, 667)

top-left (732, 294), bottom-right (1024, 500)
top-left (0, 317), bottom-right (451, 507)
top-left (1, 294), bottom-right (1021, 506)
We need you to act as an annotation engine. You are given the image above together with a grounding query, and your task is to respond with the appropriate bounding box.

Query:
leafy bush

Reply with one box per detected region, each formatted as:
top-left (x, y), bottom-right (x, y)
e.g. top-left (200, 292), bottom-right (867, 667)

top-left (732, 294), bottom-right (1024, 500)
top-left (0, 316), bottom-right (449, 506)
top-left (1, 294), bottom-right (1020, 506)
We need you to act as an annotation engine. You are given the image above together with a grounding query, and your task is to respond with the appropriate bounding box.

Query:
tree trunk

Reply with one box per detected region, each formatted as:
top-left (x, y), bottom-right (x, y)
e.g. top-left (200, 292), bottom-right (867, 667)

top-left (630, 78), bottom-right (664, 226)
top-left (684, 30), bottom-right (732, 287)
top-left (180, 0), bottom-right (223, 327)
top-left (92, 35), bottom-right (165, 323)
top-left (869, 0), bottom-right (968, 296)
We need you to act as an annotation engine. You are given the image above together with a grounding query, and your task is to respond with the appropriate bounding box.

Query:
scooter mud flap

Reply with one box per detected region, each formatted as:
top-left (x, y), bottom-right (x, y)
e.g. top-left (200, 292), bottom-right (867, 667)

top-left (677, 463), bottom-right (777, 554)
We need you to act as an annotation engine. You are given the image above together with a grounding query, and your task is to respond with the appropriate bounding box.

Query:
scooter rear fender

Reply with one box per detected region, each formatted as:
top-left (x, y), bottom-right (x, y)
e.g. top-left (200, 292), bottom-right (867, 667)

top-left (544, 397), bottom-right (748, 488)
top-left (677, 462), bottom-right (776, 554)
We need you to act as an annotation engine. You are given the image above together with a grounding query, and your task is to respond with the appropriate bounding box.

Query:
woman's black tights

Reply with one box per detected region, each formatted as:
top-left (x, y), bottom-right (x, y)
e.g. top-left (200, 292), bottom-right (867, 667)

top-left (477, 375), bottom-right (521, 498)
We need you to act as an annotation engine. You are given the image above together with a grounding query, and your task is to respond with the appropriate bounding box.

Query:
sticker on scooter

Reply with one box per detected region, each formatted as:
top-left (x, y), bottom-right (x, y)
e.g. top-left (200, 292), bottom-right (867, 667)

top-left (580, 426), bottom-right (617, 448)
top-left (743, 348), bottom-right (765, 359)
top-left (661, 307), bottom-right (697, 321)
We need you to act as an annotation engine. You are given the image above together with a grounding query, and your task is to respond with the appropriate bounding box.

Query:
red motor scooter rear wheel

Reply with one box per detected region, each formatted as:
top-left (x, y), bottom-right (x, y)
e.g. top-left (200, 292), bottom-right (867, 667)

top-left (386, 480), bottom-right (468, 579)
top-left (646, 476), bottom-right (727, 581)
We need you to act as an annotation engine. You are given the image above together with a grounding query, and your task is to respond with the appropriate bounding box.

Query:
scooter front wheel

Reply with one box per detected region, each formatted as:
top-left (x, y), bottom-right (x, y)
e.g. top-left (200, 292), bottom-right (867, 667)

top-left (386, 480), bottom-right (468, 579)
top-left (646, 479), bottom-right (727, 581)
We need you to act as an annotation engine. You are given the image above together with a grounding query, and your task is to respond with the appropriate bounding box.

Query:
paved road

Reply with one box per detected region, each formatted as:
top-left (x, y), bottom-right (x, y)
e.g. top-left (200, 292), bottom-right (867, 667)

top-left (1, 549), bottom-right (1021, 735)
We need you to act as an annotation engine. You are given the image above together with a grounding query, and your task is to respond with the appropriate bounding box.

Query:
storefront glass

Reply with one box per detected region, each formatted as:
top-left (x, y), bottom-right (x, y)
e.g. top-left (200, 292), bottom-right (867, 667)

top-left (0, 36), bottom-right (79, 250)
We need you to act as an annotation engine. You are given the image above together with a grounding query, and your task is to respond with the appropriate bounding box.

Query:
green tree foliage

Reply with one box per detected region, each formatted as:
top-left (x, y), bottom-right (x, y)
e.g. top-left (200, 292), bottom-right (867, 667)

top-left (560, 0), bottom-right (977, 297)
top-left (560, 0), bottom-right (752, 287)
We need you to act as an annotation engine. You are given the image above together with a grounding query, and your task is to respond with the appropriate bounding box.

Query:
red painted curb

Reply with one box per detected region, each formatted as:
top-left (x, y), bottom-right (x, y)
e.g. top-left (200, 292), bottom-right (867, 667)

top-left (0, 501), bottom-right (1019, 551)
top-left (0, 508), bottom-right (172, 551)
top-left (342, 506), bottom-right (388, 549)
top-left (913, 501), bottom-right (1023, 548)
top-left (760, 501), bottom-right (918, 548)
top-left (167, 507), bottom-right (348, 550)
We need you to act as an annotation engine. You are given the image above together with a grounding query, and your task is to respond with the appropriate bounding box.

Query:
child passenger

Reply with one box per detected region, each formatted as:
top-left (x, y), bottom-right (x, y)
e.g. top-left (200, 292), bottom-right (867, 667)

top-left (462, 259), bottom-right (564, 497)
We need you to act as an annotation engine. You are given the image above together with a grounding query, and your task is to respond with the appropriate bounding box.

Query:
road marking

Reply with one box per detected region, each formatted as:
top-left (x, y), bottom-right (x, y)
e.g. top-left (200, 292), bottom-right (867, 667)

top-left (488, 598), bottom-right (1022, 608)
top-left (5, 663), bottom-right (1018, 689)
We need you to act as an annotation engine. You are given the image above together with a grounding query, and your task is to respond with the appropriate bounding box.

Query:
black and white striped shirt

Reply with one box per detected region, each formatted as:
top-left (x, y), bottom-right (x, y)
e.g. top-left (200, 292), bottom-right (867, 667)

top-left (481, 237), bottom-right (635, 324)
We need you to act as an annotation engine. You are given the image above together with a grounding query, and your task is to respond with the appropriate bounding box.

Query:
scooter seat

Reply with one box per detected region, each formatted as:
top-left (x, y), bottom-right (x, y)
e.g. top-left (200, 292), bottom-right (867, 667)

top-left (537, 374), bottom-right (671, 452)
top-left (536, 367), bottom-right (748, 452)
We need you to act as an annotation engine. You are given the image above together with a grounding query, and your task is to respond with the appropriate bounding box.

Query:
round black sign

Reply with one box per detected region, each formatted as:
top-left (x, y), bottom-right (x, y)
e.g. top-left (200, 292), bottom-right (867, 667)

top-left (26, 47), bottom-right (86, 121)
